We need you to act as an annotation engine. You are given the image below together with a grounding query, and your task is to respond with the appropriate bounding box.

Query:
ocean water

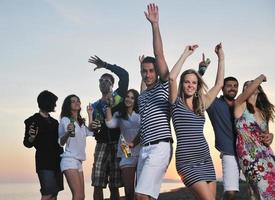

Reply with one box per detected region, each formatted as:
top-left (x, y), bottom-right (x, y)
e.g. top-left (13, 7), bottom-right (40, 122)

top-left (0, 181), bottom-right (183, 200)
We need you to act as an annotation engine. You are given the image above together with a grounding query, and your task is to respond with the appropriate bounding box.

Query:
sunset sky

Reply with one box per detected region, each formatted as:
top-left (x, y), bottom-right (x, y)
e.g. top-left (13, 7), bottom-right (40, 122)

top-left (1, 0), bottom-right (275, 184)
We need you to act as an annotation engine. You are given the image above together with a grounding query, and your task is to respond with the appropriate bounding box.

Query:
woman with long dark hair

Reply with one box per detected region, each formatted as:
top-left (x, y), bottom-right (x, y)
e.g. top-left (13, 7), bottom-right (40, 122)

top-left (105, 89), bottom-right (140, 200)
top-left (234, 75), bottom-right (275, 199)
top-left (169, 43), bottom-right (224, 200)
top-left (59, 94), bottom-right (93, 200)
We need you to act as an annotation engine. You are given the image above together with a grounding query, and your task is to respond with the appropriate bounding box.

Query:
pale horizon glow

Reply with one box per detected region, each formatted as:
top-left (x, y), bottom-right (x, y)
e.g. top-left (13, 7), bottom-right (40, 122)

top-left (0, 0), bottom-right (275, 185)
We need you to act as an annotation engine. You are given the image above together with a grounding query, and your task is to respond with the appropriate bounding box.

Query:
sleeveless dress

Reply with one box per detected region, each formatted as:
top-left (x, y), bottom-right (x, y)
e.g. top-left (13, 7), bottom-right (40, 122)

top-left (235, 108), bottom-right (275, 200)
top-left (171, 97), bottom-right (216, 187)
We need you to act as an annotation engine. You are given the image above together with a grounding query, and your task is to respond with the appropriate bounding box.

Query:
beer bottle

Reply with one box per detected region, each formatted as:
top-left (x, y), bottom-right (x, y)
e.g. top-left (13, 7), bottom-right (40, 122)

top-left (120, 134), bottom-right (131, 158)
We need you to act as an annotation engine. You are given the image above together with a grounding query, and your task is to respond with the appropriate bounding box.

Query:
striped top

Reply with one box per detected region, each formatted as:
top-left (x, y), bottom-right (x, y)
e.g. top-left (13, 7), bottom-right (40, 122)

top-left (171, 97), bottom-right (210, 164)
top-left (138, 80), bottom-right (172, 145)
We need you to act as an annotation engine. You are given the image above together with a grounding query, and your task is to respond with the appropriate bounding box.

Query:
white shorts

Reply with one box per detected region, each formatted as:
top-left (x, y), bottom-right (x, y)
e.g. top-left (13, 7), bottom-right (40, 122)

top-left (135, 142), bottom-right (172, 199)
top-left (221, 154), bottom-right (240, 192)
top-left (119, 156), bottom-right (139, 169)
top-left (60, 157), bottom-right (83, 172)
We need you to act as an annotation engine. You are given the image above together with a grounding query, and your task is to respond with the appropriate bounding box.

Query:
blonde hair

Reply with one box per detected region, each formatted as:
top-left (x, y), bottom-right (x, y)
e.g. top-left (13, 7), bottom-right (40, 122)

top-left (178, 69), bottom-right (208, 116)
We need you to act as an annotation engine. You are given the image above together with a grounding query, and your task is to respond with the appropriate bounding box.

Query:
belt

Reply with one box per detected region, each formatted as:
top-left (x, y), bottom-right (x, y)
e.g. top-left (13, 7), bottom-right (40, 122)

top-left (143, 138), bottom-right (172, 146)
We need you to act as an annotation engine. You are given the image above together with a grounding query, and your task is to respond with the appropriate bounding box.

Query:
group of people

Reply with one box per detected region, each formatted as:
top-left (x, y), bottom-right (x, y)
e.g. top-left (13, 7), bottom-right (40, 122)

top-left (23, 3), bottom-right (275, 200)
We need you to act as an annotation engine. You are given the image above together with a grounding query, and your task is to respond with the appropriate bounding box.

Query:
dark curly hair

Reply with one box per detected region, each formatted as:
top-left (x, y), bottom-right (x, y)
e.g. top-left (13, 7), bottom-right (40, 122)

top-left (60, 94), bottom-right (85, 126)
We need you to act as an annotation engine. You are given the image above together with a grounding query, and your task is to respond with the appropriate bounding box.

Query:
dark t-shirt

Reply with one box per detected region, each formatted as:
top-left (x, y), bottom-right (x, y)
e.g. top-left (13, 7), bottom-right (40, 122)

top-left (207, 96), bottom-right (237, 155)
top-left (23, 113), bottom-right (63, 172)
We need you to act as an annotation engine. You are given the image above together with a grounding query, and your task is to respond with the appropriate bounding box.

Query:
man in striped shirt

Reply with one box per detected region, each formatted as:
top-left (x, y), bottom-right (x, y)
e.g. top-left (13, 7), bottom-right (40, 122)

top-left (134, 4), bottom-right (173, 200)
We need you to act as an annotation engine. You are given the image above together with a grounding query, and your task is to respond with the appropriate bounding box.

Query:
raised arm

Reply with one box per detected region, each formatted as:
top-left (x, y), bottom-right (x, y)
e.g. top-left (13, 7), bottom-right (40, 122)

top-left (145, 4), bottom-right (169, 81)
top-left (198, 53), bottom-right (211, 76)
top-left (89, 55), bottom-right (129, 97)
top-left (139, 55), bottom-right (147, 92)
top-left (202, 43), bottom-right (225, 109)
top-left (234, 74), bottom-right (266, 118)
top-left (169, 45), bottom-right (198, 104)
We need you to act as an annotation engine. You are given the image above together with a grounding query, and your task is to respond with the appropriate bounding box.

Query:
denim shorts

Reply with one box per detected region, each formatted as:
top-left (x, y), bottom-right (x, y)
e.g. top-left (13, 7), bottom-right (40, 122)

top-left (37, 170), bottom-right (64, 196)
top-left (60, 157), bottom-right (83, 172)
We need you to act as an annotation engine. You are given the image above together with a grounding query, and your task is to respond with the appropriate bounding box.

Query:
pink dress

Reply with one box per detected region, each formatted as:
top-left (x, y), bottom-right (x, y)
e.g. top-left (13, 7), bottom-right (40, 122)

top-left (235, 108), bottom-right (275, 199)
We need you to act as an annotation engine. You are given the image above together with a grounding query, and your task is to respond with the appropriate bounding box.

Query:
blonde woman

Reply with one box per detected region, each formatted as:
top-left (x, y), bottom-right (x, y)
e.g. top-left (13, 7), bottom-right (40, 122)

top-left (169, 44), bottom-right (224, 200)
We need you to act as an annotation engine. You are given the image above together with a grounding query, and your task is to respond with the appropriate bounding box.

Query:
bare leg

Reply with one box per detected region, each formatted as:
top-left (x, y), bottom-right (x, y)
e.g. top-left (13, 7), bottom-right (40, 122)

top-left (207, 181), bottom-right (216, 199)
top-left (190, 181), bottom-right (215, 200)
top-left (41, 195), bottom-right (56, 200)
top-left (248, 185), bottom-right (257, 200)
top-left (222, 191), bottom-right (237, 200)
top-left (121, 167), bottom-right (136, 200)
top-left (64, 169), bottom-right (85, 200)
top-left (136, 193), bottom-right (151, 200)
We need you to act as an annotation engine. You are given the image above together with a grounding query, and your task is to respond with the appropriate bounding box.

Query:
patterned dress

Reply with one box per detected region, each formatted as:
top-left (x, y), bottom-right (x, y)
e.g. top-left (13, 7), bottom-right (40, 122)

top-left (171, 97), bottom-right (216, 187)
top-left (235, 108), bottom-right (275, 199)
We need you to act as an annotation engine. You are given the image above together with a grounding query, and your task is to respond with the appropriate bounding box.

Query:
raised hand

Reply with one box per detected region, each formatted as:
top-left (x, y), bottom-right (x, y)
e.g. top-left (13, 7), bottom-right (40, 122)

top-left (183, 45), bottom-right (199, 57)
top-left (215, 43), bottom-right (224, 60)
top-left (199, 53), bottom-right (211, 68)
top-left (139, 55), bottom-right (145, 64)
top-left (87, 103), bottom-right (94, 116)
top-left (139, 55), bottom-right (145, 73)
top-left (198, 53), bottom-right (211, 76)
top-left (88, 55), bottom-right (106, 71)
top-left (144, 3), bottom-right (159, 24)
top-left (258, 74), bottom-right (267, 82)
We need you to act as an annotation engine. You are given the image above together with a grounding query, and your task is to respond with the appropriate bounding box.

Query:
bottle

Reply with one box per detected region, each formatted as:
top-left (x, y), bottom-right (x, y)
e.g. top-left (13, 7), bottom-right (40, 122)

top-left (120, 134), bottom-right (131, 158)
top-left (105, 86), bottom-right (114, 108)
top-left (69, 117), bottom-right (75, 137)
top-left (95, 112), bottom-right (102, 131)
top-left (29, 121), bottom-right (38, 137)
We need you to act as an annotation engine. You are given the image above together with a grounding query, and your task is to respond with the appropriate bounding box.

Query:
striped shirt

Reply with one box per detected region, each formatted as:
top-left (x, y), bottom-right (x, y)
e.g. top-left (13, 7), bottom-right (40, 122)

top-left (171, 97), bottom-right (215, 186)
top-left (171, 97), bottom-right (210, 163)
top-left (138, 80), bottom-right (172, 145)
